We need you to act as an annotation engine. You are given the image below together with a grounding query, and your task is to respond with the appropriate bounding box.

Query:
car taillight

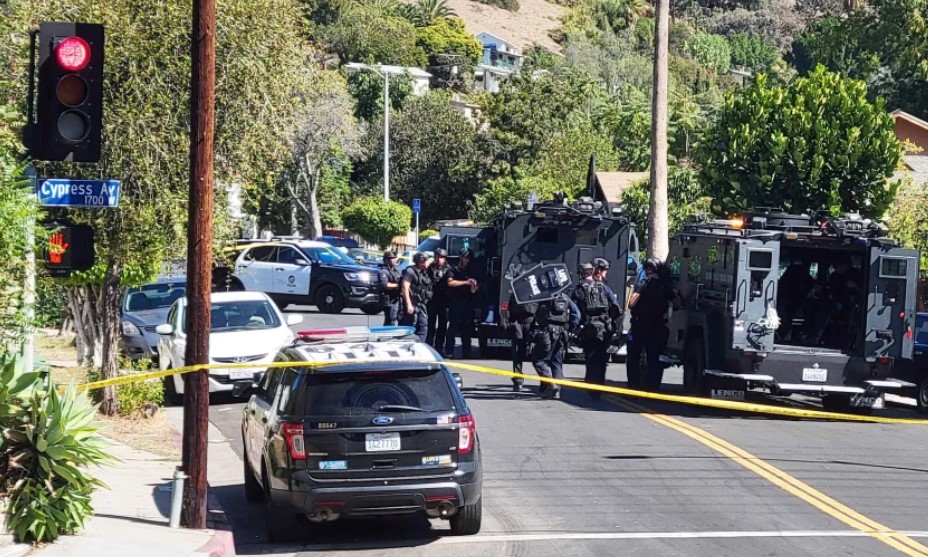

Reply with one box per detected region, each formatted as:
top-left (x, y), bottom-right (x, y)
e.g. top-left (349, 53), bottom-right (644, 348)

top-left (282, 422), bottom-right (305, 460)
top-left (457, 414), bottom-right (475, 454)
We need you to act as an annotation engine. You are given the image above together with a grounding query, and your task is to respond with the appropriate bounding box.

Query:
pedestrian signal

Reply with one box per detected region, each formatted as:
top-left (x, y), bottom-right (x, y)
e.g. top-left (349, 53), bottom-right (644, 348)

top-left (43, 224), bottom-right (95, 275)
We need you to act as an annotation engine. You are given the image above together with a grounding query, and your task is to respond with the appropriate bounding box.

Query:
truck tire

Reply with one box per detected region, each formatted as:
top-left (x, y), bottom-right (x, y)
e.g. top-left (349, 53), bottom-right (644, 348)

top-left (264, 471), bottom-right (299, 543)
top-left (269, 295), bottom-right (290, 311)
top-left (361, 304), bottom-right (382, 316)
top-left (917, 376), bottom-right (928, 415)
top-left (683, 337), bottom-right (707, 396)
top-left (449, 497), bottom-right (482, 536)
top-left (315, 284), bottom-right (345, 314)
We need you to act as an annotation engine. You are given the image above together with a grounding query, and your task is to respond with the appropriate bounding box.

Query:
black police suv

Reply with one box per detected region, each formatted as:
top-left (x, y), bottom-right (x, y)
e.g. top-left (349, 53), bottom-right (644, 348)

top-left (237, 327), bottom-right (483, 542)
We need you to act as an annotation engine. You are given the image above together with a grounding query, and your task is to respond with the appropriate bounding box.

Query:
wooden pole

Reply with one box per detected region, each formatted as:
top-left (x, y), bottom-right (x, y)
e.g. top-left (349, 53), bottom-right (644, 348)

top-left (648, 0), bottom-right (670, 260)
top-left (182, 0), bottom-right (215, 529)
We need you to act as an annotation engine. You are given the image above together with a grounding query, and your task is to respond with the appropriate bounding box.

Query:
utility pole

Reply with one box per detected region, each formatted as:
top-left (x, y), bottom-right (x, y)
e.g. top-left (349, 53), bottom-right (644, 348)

top-left (382, 67), bottom-right (390, 202)
top-left (182, 0), bottom-right (215, 529)
top-left (648, 0), bottom-right (670, 260)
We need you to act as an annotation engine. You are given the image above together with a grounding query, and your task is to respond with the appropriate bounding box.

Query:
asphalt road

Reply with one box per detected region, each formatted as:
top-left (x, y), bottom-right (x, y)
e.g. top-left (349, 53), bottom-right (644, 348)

top-left (206, 306), bottom-right (928, 557)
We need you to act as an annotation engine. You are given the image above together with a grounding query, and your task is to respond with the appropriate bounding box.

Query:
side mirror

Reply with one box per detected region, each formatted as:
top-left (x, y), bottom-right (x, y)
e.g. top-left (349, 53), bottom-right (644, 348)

top-left (452, 372), bottom-right (463, 390)
top-left (286, 314), bottom-right (304, 326)
top-left (295, 258), bottom-right (310, 266)
top-left (232, 381), bottom-right (257, 398)
top-left (155, 324), bottom-right (174, 335)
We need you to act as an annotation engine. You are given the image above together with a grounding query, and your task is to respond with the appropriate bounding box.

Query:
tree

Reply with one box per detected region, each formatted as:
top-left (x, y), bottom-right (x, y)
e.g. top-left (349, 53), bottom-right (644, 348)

top-left (685, 32), bottom-right (731, 75)
top-left (620, 167), bottom-right (713, 243)
top-left (342, 198), bottom-right (412, 248)
top-left (347, 70), bottom-right (414, 121)
top-left (523, 122), bottom-right (619, 198)
top-left (321, 3), bottom-right (427, 66)
top-left (2, 0), bottom-right (315, 414)
top-left (885, 178), bottom-right (928, 275)
top-left (729, 33), bottom-right (778, 72)
top-left (416, 17), bottom-right (483, 65)
top-left (286, 73), bottom-right (361, 239)
top-left (649, 0), bottom-right (671, 259)
top-left (405, 0), bottom-right (457, 26)
top-left (354, 92), bottom-right (486, 222)
top-left (697, 68), bottom-right (901, 217)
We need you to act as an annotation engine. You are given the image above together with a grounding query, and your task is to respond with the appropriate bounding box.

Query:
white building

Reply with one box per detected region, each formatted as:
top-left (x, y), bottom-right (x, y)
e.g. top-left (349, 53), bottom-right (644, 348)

top-left (344, 64), bottom-right (433, 97)
top-left (475, 32), bottom-right (524, 71)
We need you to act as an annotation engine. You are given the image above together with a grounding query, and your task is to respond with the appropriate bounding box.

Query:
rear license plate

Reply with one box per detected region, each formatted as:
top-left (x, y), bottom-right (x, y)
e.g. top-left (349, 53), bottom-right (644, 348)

top-left (487, 338), bottom-right (511, 347)
top-left (802, 368), bottom-right (827, 382)
top-left (228, 370), bottom-right (252, 380)
top-left (365, 432), bottom-right (401, 452)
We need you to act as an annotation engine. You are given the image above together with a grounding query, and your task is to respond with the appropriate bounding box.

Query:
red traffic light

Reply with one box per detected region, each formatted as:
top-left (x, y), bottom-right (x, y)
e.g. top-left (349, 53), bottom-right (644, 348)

top-left (55, 36), bottom-right (90, 71)
top-left (47, 231), bottom-right (70, 265)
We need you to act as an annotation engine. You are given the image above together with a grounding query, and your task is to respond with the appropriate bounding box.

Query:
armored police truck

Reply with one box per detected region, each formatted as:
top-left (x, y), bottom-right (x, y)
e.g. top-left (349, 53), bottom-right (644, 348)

top-left (664, 209), bottom-right (919, 411)
top-left (439, 195), bottom-right (636, 355)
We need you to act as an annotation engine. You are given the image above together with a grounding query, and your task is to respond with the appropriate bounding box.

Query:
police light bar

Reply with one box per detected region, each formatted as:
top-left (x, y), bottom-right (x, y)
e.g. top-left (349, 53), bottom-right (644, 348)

top-left (297, 326), bottom-right (416, 343)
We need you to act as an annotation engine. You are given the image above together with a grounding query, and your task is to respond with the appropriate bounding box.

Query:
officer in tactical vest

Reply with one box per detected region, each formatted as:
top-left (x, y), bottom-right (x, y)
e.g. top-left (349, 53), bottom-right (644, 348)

top-left (378, 251), bottom-right (402, 326)
top-left (627, 257), bottom-right (674, 391)
top-left (401, 253), bottom-right (432, 342)
top-left (444, 248), bottom-right (478, 358)
top-left (503, 292), bottom-right (536, 392)
top-left (529, 291), bottom-right (580, 400)
top-left (426, 248), bottom-right (451, 352)
top-left (573, 258), bottom-right (622, 400)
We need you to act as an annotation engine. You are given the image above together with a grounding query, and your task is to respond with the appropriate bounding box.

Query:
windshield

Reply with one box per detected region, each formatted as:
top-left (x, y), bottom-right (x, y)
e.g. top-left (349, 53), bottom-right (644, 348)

top-left (297, 369), bottom-right (456, 415)
top-left (181, 300), bottom-right (281, 333)
top-left (123, 282), bottom-right (186, 312)
top-left (417, 237), bottom-right (440, 252)
top-left (301, 245), bottom-right (357, 265)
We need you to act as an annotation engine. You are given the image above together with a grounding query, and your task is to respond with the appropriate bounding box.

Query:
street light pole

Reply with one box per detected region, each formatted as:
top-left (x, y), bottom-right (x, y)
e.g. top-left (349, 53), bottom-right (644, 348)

top-left (382, 68), bottom-right (389, 202)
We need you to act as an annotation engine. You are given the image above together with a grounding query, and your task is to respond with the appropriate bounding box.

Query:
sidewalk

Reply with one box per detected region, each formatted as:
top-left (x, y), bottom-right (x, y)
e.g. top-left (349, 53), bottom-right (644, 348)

top-left (30, 438), bottom-right (235, 557)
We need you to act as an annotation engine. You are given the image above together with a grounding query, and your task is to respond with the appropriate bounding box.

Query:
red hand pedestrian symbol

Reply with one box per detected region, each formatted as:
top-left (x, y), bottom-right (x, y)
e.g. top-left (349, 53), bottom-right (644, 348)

top-left (49, 233), bottom-right (69, 265)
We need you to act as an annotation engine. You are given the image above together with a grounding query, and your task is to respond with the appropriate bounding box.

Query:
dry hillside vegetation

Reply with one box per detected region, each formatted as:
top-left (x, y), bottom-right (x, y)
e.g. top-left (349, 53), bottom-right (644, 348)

top-left (421, 0), bottom-right (566, 52)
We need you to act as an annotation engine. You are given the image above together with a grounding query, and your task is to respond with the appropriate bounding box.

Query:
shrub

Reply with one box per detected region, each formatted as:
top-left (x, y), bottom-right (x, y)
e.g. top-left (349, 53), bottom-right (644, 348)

top-left (87, 359), bottom-right (163, 418)
top-left (684, 32), bottom-right (731, 75)
top-left (419, 228), bottom-right (439, 242)
top-left (342, 198), bottom-right (412, 248)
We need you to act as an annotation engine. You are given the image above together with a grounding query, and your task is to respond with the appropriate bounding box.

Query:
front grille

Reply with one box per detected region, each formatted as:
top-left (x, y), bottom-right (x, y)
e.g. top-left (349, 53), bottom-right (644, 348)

top-left (213, 354), bottom-right (266, 364)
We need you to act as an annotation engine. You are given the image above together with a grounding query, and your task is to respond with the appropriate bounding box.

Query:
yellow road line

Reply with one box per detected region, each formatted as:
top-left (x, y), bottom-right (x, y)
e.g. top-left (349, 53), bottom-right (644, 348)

top-left (610, 396), bottom-right (928, 557)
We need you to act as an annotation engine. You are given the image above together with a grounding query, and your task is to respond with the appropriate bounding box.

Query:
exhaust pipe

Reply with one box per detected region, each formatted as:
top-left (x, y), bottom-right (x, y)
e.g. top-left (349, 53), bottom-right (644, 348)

top-left (308, 507), bottom-right (340, 523)
top-left (436, 501), bottom-right (456, 518)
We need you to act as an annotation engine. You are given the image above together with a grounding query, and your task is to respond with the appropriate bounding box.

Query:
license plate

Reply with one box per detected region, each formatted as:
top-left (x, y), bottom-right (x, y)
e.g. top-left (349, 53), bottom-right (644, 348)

top-left (228, 369), bottom-right (252, 380)
top-left (802, 367), bottom-right (827, 382)
top-left (365, 432), bottom-right (401, 452)
top-left (487, 338), bottom-right (511, 347)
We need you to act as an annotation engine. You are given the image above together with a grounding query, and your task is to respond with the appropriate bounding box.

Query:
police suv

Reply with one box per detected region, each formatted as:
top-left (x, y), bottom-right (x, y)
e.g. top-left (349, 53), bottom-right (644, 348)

top-left (439, 196), bottom-right (635, 355)
top-left (237, 326), bottom-right (482, 542)
top-left (227, 240), bottom-right (383, 315)
top-left (664, 210), bottom-right (919, 411)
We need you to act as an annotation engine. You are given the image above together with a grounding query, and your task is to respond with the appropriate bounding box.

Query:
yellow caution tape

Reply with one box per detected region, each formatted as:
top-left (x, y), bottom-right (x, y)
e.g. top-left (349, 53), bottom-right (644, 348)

top-left (71, 358), bottom-right (928, 425)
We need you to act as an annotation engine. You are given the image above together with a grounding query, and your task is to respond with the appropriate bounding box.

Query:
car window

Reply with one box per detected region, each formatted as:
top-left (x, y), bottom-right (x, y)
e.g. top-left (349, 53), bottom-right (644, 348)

top-left (166, 304), bottom-right (178, 327)
top-left (301, 246), bottom-right (356, 265)
top-left (417, 237), bottom-right (440, 252)
top-left (123, 282), bottom-right (186, 312)
top-left (181, 299), bottom-right (282, 333)
top-left (277, 247), bottom-right (303, 265)
top-left (260, 367), bottom-right (285, 403)
top-left (245, 246), bottom-right (276, 262)
top-left (299, 368), bottom-right (456, 416)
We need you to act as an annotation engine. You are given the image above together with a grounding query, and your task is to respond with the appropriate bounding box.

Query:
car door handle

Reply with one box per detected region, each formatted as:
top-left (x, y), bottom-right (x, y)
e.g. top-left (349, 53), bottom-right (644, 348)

top-left (275, 267), bottom-right (285, 271)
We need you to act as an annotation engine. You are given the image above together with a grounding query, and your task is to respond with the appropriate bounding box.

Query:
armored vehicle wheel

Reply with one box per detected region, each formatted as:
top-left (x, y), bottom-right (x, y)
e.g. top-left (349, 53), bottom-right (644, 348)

top-left (683, 337), bottom-right (707, 396)
top-left (918, 376), bottom-right (928, 415)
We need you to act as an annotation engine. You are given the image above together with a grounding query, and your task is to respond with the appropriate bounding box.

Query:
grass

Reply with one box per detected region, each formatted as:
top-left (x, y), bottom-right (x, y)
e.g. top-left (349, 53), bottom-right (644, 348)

top-left (34, 332), bottom-right (77, 363)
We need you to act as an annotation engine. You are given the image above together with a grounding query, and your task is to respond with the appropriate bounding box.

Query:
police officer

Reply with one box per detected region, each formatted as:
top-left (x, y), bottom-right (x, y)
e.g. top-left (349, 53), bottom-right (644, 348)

top-left (626, 257), bottom-right (674, 391)
top-left (378, 251), bottom-right (402, 326)
top-left (529, 291), bottom-right (580, 400)
top-left (401, 252), bottom-right (432, 342)
top-left (444, 248), bottom-right (478, 358)
top-left (503, 291), bottom-right (536, 392)
top-left (578, 262), bottom-right (594, 283)
top-left (426, 248), bottom-right (451, 352)
top-left (573, 258), bottom-right (621, 400)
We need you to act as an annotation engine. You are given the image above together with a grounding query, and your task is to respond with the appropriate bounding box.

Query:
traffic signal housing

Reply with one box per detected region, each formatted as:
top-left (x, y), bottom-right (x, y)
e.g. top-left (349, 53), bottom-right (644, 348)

top-left (43, 224), bottom-right (95, 276)
top-left (31, 22), bottom-right (105, 163)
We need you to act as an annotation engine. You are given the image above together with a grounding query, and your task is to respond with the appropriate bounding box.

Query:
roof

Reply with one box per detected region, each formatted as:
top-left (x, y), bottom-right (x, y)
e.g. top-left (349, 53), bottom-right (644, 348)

top-left (594, 172), bottom-right (649, 203)
top-left (897, 155), bottom-right (928, 186)
top-left (892, 110), bottom-right (928, 132)
top-left (209, 291), bottom-right (270, 303)
top-left (291, 339), bottom-right (442, 368)
top-left (345, 64), bottom-right (432, 79)
top-left (476, 31), bottom-right (515, 48)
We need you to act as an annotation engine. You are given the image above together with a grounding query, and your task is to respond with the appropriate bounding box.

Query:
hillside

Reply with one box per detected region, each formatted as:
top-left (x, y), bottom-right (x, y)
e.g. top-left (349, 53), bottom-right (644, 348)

top-left (432, 0), bottom-right (566, 52)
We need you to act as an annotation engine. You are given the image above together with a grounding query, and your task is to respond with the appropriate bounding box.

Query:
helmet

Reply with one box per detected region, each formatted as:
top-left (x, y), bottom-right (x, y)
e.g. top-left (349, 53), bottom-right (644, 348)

top-left (593, 257), bottom-right (610, 270)
top-left (413, 252), bottom-right (428, 264)
top-left (578, 262), bottom-right (594, 274)
top-left (643, 257), bottom-right (662, 271)
top-left (434, 248), bottom-right (448, 257)
top-left (383, 250), bottom-right (397, 260)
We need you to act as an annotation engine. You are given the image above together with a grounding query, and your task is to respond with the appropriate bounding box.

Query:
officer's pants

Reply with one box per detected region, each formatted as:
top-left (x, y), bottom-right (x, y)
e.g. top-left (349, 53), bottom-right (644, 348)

top-left (533, 332), bottom-right (566, 392)
top-left (426, 300), bottom-right (448, 351)
top-left (626, 334), bottom-right (665, 391)
top-left (583, 340), bottom-right (609, 392)
top-left (445, 300), bottom-right (473, 357)
top-left (400, 305), bottom-right (429, 342)
top-left (383, 300), bottom-right (400, 326)
top-left (510, 326), bottom-right (528, 386)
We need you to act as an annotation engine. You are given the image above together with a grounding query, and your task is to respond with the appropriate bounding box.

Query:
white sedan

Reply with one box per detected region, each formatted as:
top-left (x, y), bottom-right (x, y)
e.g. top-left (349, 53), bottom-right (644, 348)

top-left (156, 291), bottom-right (302, 404)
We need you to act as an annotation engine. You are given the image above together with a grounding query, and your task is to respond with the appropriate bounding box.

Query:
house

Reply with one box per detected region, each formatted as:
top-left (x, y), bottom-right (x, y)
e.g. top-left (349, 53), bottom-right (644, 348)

top-left (892, 110), bottom-right (928, 186)
top-left (475, 64), bottom-right (514, 94)
top-left (592, 171), bottom-right (650, 206)
top-left (343, 64), bottom-right (433, 97)
top-left (450, 97), bottom-right (483, 126)
top-left (475, 32), bottom-right (524, 71)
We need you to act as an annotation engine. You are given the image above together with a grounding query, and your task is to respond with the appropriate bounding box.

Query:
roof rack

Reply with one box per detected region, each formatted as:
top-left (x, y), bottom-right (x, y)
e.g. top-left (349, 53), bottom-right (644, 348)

top-left (683, 209), bottom-right (890, 240)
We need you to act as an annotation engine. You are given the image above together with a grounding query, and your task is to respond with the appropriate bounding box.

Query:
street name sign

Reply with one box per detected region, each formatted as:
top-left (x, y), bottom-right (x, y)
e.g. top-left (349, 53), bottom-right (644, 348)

top-left (37, 178), bottom-right (121, 208)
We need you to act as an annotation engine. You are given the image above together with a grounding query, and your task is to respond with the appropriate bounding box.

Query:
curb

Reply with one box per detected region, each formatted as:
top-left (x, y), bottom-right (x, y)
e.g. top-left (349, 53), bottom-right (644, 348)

top-left (0, 545), bottom-right (30, 557)
top-left (190, 530), bottom-right (236, 557)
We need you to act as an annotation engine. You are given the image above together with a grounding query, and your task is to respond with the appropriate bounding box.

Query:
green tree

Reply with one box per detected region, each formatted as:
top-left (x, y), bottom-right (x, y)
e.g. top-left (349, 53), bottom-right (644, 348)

top-left (685, 32), bottom-right (731, 75)
top-left (885, 178), bottom-right (928, 275)
top-left (729, 33), bottom-right (778, 71)
top-left (405, 0), bottom-right (457, 26)
top-left (697, 68), bottom-right (901, 217)
top-left (321, 3), bottom-right (427, 66)
top-left (416, 17), bottom-right (483, 65)
top-left (522, 122), bottom-right (619, 197)
top-left (620, 167), bottom-right (713, 242)
top-left (2, 0), bottom-right (315, 413)
top-left (346, 70), bottom-right (414, 121)
top-left (342, 198), bottom-right (412, 247)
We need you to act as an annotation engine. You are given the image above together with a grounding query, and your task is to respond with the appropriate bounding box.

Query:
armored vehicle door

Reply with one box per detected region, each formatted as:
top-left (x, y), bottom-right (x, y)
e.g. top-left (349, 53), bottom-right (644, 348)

top-left (731, 239), bottom-right (779, 352)
top-left (864, 247), bottom-right (919, 360)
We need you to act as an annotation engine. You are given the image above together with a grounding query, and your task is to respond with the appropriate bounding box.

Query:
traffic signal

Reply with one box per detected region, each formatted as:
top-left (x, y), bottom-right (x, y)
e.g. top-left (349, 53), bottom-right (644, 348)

top-left (43, 224), bottom-right (95, 275)
top-left (30, 22), bottom-right (105, 163)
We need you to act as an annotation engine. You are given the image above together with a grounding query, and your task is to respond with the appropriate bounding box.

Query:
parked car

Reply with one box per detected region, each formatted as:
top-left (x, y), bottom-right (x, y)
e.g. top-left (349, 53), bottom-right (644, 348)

top-left (317, 236), bottom-right (360, 252)
top-left (228, 240), bottom-right (383, 314)
top-left (156, 291), bottom-right (303, 404)
top-left (888, 312), bottom-right (928, 413)
top-left (238, 326), bottom-right (482, 542)
top-left (120, 277), bottom-right (186, 361)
